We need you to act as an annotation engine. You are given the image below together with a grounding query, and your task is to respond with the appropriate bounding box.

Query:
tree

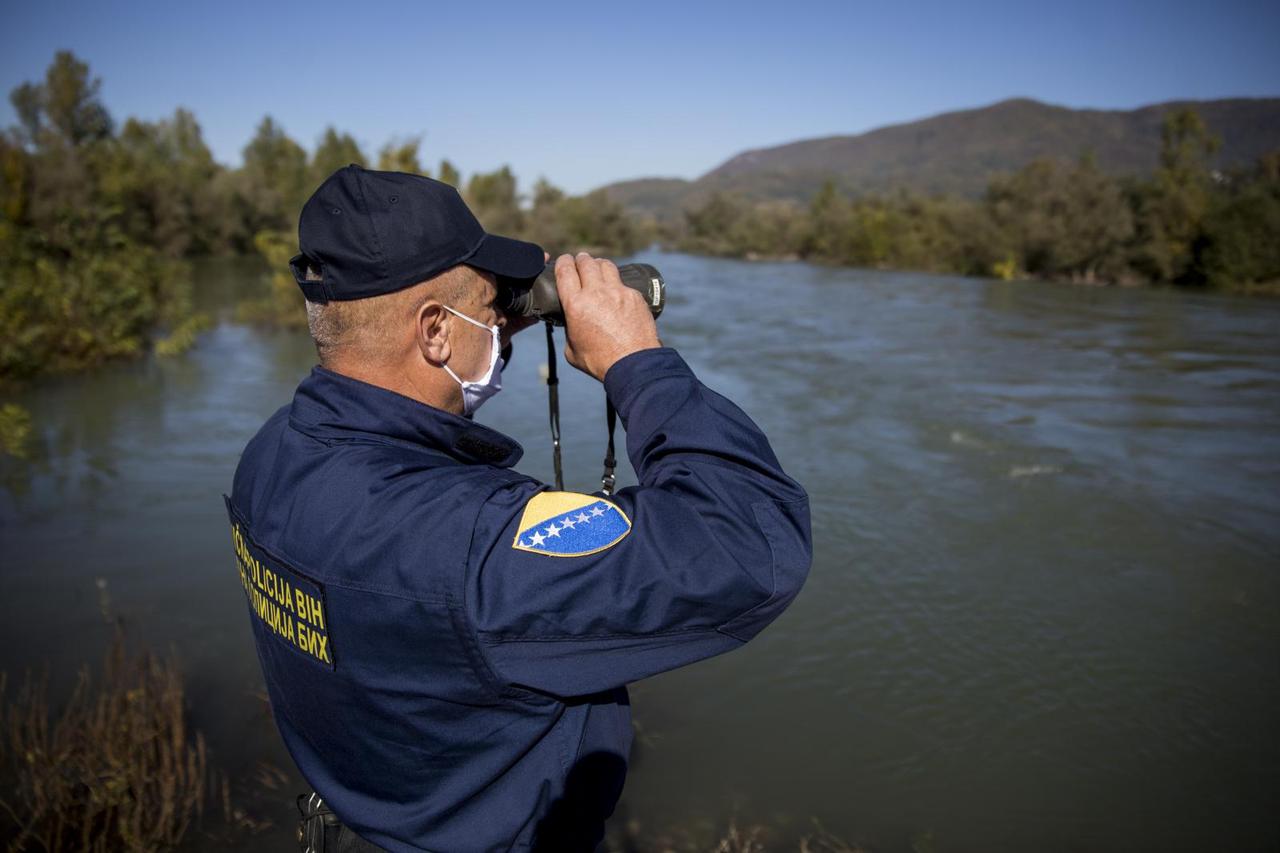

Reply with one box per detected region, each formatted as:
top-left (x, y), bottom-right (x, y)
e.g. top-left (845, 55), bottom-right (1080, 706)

top-left (0, 130), bottom-right (31, 240)
top-left (465, 166), bottom-right (522, 235)
top-left (436, 159), bottom-right (461, 188)
top-left (9, 83), bottom-right (43, 146)
top-left (1132, 108), bottom-right (1219, 282)
top-left (11, 51), bottom-right (114, 148)
top-left (680, 192), bottom-right (749, 256)
top-left (236, 116), bottom-right (308, 237)
top-left (3, 51), bottom-right (114, 257)
top-left (555, 190), bottom-right (644, 256)
top-left (525, 177), bottom-right (568, 251)
top-left (377, 138), bottom-right (425, 175)
top-left (523, 178), bottom-right (647, 256)
top-left (1, 53), bottom-right (200, 380)
top-left (107, 109), bottom-right (223, 256)
top-left (987, 157), bottom-right (1133, 282)
top-left (310, 126), bottom-right (366, 189)
top-left (1196, 150), bottom-right (1280, 289)
top-left (800, 181), bottom-right (854, 262)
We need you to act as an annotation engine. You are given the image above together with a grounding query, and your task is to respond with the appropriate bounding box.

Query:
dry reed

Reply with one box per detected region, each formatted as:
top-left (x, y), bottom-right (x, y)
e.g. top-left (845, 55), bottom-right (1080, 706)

top-left (0, 634), bottom-right (208, 852)
top-left (607, 815), bottom-right (871, 853)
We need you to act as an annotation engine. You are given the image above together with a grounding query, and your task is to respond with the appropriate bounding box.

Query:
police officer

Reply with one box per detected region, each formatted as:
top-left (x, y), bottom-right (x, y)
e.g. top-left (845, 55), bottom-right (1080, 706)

top-left (226, 165), bottom-right (812, 852)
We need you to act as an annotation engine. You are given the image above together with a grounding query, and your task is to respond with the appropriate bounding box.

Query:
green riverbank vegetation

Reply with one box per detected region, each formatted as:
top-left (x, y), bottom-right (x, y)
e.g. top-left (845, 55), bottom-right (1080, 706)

top-left (0, 52), bottom-right (649, 454)
top-left (0, 51), bottom-right (648, 382)
top-left (1, 53), bottom-right (207, 385)
top-left (672, 110), bottom-right (1280, 292)
top-left (2, 48), bottom-right (1276, 440)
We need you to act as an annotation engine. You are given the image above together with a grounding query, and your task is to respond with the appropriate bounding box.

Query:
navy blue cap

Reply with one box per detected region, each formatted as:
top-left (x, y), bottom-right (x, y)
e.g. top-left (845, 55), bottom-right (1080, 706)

top-left (289, 165), bottom-right (545, 303)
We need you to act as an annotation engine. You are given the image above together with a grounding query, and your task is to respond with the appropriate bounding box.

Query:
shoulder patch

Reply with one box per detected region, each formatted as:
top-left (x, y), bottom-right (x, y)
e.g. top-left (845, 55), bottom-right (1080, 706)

top-left (512, 491), bottom-right (631, 557)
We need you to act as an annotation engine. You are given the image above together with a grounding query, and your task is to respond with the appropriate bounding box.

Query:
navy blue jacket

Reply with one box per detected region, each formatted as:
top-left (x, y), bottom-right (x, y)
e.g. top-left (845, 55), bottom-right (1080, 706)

top-left (226, 347), bottom-right (811, 852)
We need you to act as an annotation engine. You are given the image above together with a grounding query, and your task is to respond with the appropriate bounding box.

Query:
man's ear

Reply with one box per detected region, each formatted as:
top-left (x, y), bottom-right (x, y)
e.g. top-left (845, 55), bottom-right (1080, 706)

top-left (416, 301), bottom-right (451, 367)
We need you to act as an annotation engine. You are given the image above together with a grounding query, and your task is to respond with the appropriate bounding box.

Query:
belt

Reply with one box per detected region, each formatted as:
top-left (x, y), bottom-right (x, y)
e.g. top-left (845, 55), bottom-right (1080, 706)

top-left (297, 792), bottom-right (384, 852)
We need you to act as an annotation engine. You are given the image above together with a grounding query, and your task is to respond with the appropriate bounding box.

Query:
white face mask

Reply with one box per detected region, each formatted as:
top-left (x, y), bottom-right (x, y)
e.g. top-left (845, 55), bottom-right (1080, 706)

top-left (441, 305), bottom-right (503, 416)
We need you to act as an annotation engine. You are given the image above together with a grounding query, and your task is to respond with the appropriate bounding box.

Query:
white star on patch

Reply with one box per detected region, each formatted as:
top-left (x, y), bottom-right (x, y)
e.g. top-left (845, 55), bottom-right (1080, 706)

top-left (528, 531), bottom-right (546, 547)
top-left (590, 506), bottom-right (605, 518)
top-left (545, 523), bottom-right (561, 538)
top-left (560, 516), bottom-right (576, 529)
top-left (576, 512), bottom-right (590, 524)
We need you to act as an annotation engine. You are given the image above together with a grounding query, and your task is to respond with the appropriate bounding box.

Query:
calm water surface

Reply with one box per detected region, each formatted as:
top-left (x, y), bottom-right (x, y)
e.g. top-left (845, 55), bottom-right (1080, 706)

top-left (2, 252), bottom-right (1278, 851)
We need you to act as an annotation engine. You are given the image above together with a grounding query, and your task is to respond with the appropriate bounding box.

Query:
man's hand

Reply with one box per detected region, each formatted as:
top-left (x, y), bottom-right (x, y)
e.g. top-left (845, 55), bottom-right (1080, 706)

top-left (555, 252), bottom-right (661, 382)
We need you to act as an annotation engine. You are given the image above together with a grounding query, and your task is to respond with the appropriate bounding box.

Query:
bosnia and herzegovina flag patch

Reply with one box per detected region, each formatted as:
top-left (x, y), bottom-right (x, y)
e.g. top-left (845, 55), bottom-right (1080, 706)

top-left (512, 491), bottom-right (631, 557)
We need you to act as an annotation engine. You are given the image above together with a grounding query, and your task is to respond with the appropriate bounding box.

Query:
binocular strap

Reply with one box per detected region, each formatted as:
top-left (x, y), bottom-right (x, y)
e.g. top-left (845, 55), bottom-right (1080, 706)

top-left (544, 321), bottom-right (564, 491)
top-left (543, 320), bottom-right (618, 496)
top-left (602, 400), bottom-right (617, 495)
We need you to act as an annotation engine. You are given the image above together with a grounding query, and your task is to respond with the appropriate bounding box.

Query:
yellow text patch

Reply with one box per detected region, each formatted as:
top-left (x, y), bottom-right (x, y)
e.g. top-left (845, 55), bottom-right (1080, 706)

top-left (227, 511), bottom-right (334, 669)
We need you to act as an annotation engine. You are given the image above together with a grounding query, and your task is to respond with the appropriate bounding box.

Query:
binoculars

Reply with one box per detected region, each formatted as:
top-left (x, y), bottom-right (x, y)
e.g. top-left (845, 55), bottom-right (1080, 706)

top-left (498, 262), bottom-right (665, 326)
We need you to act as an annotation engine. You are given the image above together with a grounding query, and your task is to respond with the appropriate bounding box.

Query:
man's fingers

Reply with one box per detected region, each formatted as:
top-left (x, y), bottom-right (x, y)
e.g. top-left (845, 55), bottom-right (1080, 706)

top-left (574, 252), bottom-right (606, 291)
top-left (598, 258), bottom-right (623, 287)
top-left (556, 251), bottom-right (660, 381)
top-left (554, 253), bottom-right (581, 297)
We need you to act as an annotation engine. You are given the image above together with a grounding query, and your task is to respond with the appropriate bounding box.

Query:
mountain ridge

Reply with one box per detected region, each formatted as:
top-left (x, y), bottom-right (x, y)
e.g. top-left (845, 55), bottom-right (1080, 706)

top-left (598, 97), bottom-right (1280, 219)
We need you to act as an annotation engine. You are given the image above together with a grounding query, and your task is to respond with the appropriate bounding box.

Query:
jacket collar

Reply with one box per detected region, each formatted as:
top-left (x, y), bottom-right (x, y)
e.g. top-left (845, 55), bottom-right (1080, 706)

top-left (287, 365), bottom-right (523, 468)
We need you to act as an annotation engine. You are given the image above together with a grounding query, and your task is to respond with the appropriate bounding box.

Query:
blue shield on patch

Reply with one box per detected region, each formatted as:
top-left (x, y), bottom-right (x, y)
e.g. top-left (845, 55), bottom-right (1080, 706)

top-left (511, 492), bottom-right (631, 557)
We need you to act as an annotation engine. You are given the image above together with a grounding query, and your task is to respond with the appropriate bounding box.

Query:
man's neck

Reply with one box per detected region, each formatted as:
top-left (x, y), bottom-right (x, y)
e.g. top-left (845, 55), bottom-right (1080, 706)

top-left (322, 357), bottom-right (462, 416)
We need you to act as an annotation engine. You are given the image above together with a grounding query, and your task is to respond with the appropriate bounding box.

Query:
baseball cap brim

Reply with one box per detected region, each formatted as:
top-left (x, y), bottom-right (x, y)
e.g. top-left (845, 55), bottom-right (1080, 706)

top-left (465, 233), bottom-right (546, 286)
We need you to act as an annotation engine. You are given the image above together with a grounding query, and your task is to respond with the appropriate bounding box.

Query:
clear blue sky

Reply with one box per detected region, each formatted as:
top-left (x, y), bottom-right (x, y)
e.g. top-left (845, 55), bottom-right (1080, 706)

top-left (3, 0), bottom-right (1277, 194)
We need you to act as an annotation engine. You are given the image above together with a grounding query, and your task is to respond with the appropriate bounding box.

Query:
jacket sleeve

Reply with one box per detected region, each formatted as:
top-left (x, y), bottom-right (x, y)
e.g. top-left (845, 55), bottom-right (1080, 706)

top-left (464, 347), bottom-right (812, 697)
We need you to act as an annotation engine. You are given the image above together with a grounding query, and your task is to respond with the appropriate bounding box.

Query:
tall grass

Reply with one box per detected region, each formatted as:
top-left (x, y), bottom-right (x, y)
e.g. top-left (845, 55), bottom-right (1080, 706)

top-left (605, 816), bottom-right (870, 853)
top-left (0, 635), bottom-right (208, 851)
top-left (0, 629), bottom-right (872, 852)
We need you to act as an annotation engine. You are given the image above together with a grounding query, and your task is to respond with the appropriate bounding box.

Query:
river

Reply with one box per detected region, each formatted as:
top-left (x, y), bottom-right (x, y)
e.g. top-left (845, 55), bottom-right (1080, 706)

top-left (2, 251), bottom-right (1278, 851)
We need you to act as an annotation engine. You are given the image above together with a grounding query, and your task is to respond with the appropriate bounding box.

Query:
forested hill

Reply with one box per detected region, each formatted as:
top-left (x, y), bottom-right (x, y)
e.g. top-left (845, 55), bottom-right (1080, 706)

top-left (599, 97), bottom-right (1280, 217)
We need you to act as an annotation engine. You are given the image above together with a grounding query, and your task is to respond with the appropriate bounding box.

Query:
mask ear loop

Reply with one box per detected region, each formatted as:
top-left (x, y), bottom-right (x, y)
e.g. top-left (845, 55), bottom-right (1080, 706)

top-left (443, 306), bottom-right (500, 378)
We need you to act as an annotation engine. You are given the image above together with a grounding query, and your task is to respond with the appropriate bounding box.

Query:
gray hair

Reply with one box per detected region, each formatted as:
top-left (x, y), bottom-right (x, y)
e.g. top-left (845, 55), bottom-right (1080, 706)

top-left (303, 264), bottom-right (476, 366)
